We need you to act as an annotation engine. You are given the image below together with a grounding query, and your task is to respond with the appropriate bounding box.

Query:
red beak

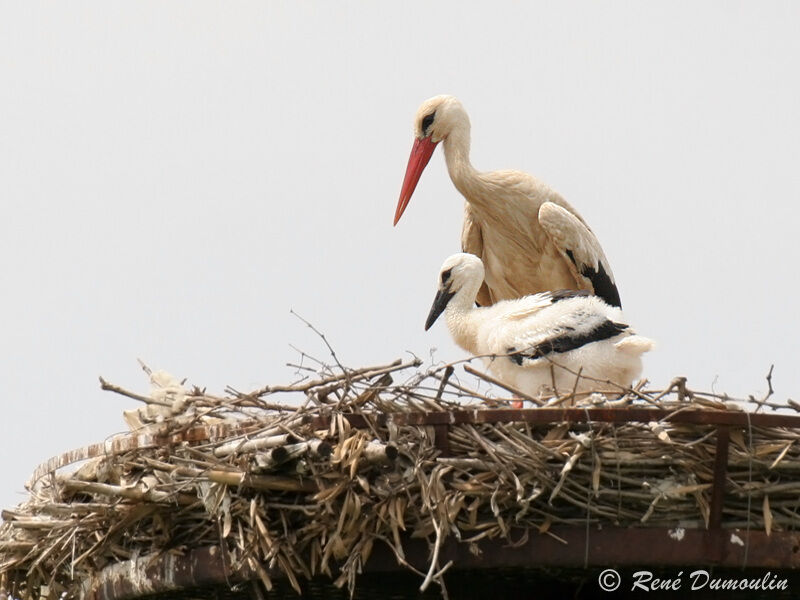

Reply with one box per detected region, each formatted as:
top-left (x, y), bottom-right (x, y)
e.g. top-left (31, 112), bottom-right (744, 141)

top-left (393, 136), bottom-right (439, 226)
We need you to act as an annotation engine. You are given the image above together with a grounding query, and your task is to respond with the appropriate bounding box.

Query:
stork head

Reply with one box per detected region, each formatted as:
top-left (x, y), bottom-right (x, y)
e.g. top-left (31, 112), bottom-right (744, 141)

top-left (425, 253), bottom-right (484, 331)
top-left (412, 95), bottom-right (467, 143)
top-left (394, 95), bottom-right (469, 226)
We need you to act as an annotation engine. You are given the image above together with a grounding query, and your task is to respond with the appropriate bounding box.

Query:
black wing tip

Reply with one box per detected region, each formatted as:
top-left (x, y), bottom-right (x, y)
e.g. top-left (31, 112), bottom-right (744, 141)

top-left (565, 250), bottom-right (622, 309)
top-left (584, 261), bottom-right (621, 308)
top-left (599, 282), bottom-right (622, 309)
top-left (566, 250), bottom-right (622, 308)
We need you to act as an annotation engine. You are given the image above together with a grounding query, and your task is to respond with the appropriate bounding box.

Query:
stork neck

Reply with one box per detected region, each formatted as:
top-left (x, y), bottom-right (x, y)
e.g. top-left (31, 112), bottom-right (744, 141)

top-left (442, 125), bottom-right (479, 196)
top-left (444, 285), bottom-right (482, 355)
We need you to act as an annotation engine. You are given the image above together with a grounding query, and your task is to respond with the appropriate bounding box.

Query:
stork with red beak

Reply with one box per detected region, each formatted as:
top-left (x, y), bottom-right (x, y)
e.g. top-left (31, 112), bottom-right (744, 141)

top-left (395, 95), bottom-right (621, 309)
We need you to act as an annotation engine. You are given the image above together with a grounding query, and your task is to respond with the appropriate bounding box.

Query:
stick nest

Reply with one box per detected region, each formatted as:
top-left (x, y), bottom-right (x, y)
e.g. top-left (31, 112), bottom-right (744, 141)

top-left (0, 356), bottom-right (796, 599)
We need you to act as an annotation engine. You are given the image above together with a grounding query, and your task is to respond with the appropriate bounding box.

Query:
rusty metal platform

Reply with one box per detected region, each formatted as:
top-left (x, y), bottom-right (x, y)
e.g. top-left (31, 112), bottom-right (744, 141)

top-left (81, 527), bottom-right (800, 599)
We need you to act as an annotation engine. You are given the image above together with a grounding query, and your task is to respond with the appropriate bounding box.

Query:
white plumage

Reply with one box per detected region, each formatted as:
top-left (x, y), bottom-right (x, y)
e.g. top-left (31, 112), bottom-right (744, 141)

top-left (395, 95), bottom-right (621, 309)
top-left (425, 254), bottom-right (653, 401)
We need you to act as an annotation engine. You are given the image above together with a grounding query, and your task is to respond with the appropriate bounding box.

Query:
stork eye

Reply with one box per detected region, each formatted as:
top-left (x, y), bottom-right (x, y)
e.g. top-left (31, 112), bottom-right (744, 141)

top-left (440, 268), bottom-right (453, 285)
top-left (421, 112), bottom-right (436, 134)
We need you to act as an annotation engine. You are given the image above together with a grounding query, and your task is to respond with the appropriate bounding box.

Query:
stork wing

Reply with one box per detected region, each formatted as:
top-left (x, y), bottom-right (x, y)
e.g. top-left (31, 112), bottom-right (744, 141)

top-left (538, 202), bottom-right (622, 308)
top-left (461, 203), bottom-right (492, 307)
top-left (497, 291), bottom-right (558, 321)
top-left (508, 318), bottom-right (629, 366)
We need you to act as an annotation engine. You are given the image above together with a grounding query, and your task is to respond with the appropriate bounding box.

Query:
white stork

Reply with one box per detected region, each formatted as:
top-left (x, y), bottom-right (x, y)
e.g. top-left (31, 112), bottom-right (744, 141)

top-left (425, 254), bottom-right (652, 400)
top-left (395, 95), bottom-right (621, 308)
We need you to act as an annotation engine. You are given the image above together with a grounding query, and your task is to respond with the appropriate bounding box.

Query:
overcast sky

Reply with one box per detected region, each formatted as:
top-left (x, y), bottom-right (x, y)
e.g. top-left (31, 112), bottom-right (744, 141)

top-left (2, 2), bottom-right (799, 510)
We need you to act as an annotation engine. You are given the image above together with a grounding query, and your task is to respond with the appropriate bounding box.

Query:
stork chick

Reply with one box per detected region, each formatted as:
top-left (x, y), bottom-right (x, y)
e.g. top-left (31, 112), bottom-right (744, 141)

top-left (395, 95), bottom-right (621, 308)
top-left (425, 254), bottom-right (653, 401)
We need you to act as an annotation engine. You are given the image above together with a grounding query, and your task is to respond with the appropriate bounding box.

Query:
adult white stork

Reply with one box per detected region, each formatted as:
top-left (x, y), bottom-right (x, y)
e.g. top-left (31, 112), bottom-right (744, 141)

top-left (425, 254), bottom-right (652, 400)
top-left (395, 95), bottom-right (621, 308)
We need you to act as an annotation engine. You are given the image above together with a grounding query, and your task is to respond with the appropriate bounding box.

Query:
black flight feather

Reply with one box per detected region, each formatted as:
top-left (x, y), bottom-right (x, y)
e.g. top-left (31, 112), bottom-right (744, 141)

top-left (508, 319), bottom-right (628, 366)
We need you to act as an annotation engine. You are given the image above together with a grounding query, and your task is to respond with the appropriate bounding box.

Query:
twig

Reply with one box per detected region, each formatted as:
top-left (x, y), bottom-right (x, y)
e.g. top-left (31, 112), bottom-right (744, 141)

top-left (290, 310), bottom-right (346, 373)
top-left (435, 366), bottom-right (455, 401)
top-left (463, 364), bottom-right (544, 406)
top-left (750, 365), bottom-right (776, 413)
top-left (419, 518), bottom-right (444, 592)
top-left (98, 377), bottom-right (172, 407)
top-left (246, 358), bottom-right (417, 397)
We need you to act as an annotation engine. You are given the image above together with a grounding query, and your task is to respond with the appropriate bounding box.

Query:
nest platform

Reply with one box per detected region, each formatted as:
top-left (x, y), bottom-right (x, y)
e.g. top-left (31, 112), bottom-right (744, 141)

top-left (1, 358), bottom-right (799, 599)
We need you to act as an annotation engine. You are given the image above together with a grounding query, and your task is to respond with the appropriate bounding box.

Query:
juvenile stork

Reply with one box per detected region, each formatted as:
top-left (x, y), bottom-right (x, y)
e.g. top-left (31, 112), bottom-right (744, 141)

top-left (395, 95), bottom-right (621, 308)
top-left (425, 254), bottom-right (652, 400)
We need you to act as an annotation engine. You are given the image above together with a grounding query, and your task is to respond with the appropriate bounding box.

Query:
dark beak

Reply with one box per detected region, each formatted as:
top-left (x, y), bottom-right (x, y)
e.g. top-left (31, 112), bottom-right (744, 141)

top-left (424, 286), bottom-right (455, 331)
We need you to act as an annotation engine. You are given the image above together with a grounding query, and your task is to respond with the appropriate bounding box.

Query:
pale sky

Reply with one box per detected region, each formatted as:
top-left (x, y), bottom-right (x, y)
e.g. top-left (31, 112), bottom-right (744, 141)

top-left (2, 2), bottom-right (799, 510)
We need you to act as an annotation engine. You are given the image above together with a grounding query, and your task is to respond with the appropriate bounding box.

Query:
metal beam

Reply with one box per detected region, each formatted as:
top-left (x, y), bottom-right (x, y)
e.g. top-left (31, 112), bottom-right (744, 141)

top-left (82, 527), bottom-right (800, 599)
top-left (80, 545), bottom-right (252, 600)
top-left (709, 425), bottom-right (731, 532)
